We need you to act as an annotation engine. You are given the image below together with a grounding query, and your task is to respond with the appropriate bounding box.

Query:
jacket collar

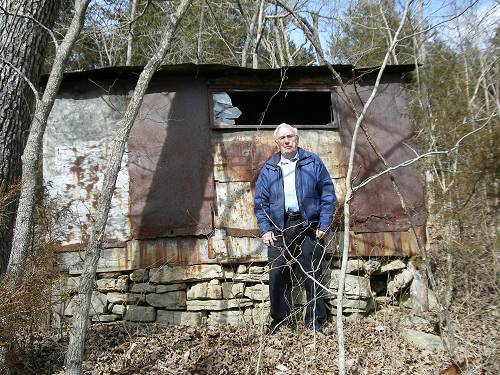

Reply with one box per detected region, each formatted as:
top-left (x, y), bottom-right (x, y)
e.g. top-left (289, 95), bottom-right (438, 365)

top-left (266, 148), bottom-right (312, 168)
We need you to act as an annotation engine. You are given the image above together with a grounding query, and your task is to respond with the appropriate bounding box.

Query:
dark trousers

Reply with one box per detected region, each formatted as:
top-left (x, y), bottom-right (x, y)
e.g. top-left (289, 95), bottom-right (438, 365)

top-left (267, 216), bottom-right (327, 329)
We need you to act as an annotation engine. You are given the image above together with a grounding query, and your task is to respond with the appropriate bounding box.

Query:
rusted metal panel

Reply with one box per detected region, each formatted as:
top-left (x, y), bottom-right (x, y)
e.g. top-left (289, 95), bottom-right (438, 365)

top-left (214, 181), bottom-right (258, 230)
top-left (213, 130), bottom-right (346, 235)
top-left (325, 226), bottom-right (423, 257)
top-left (128, 78), bottom-right (214, 238)
top-left (126, 238), bottom-right (213, 266)
top-left (60, 247), bottom-right (133, 274)
top-left (59, 238), bottom-right (212, 273)
top-left (44, 93), bottom-right (131, 245)
top-left (337, 80), bottom-right (426, 234)
top-left (208, 229), bottom-right (267, 263)
top-left (213, 130), bottom-right (346, 183)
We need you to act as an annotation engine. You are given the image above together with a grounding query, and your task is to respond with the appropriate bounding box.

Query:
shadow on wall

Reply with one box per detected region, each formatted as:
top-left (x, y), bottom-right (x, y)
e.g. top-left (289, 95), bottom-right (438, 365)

top-left (128, 77), bottom-right (214, 241)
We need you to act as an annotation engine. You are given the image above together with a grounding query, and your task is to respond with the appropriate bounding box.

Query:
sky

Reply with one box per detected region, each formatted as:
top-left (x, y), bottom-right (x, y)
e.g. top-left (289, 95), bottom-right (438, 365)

top-left (287, 0), bottom-right (499, 58)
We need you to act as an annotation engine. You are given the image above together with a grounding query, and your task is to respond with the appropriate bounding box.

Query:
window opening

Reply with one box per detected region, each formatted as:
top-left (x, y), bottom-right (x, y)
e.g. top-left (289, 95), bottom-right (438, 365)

top-left (211, 90), bottom-right (337, 128)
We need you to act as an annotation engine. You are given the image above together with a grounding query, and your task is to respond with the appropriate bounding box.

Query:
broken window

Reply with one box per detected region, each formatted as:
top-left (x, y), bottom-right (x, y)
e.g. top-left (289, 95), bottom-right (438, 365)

top-left (211, 90), bottom-right (338, 128)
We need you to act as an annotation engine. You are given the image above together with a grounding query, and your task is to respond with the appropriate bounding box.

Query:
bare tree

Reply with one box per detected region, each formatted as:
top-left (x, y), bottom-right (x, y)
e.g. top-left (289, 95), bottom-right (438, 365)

top-left (7, 0), bottom-right (91, 279)
top-left (0, 0), bottom-right (62, 275)
top-left (63, 1), bottom-right (193, 373)
top-left (126, 0), bottom-right (139, 65)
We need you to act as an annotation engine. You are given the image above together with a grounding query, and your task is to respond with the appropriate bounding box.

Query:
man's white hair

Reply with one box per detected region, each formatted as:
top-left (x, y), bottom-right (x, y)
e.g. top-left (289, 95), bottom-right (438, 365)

top-left (274, 123), bottom-right (299, 139)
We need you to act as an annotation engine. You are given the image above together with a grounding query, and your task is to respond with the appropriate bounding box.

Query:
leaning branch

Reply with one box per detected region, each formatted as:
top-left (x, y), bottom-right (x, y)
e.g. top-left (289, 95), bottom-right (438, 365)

top-left (63, 1), bottom-right (193, 373)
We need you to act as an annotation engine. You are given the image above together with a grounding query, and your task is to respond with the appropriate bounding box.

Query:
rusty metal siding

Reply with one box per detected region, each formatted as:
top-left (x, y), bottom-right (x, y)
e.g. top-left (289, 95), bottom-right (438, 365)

top-left (128, 78), bottom-right (214, 238)
top-left (47, 66), bottom-right (424, 262)
top-left (338, 78), bottom-right (426, 235)
top-left (212, 130), bottom-right (346, 237)
top-left (44, 90), bottom-right (131, 245)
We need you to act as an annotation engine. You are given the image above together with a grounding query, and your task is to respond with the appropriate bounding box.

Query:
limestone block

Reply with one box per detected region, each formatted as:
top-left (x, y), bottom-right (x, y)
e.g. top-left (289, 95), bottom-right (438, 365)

top-left (64, 291), bottom-right (107, 316)
top-left (346, 259), bottom-right (364, 274)
top-left (111, 304), bottom-right (127, 315)
top-left (223, 267), bottom-right (235, 280)
top-left (186, 298), bottom-right (253, 311)
top-left (145, 291), bottom-right (186, 309)
top-left (329, 297), bottom-right (369, 310)
top-left (244, 284), bottom-right (269, 301)
top-left (380, 259), bottom-right (406, 274)
top-left (96, 277), bottom-right (128, 292)
top-left (328, 270), bottom-right (371, 298)
top-left (207, 279), bottom-right (223, 299)
top-left (400, 329), bottom-right (444, 352)
top-left (363, 260), bottom-right (381, 276)
top-left (150, 264), bottom-right (223, 284)
top-left (252, 302), bottom-right (271, 325)
top-left (65, 276), bottom-right (80, 293)
top-left (187, 282), bottom-right (208, 300)
top-left (130, 269), bottom-right (149, 282)
top-left (236, 265), bottom-right (247, 274)
top-left (399, 315), bottom-right (436, 333)
top-left (222, 282), bottom-right (245, 299)
top-left (107, 292), bottom-right (145, 305)
top-left (207, 310), bottom-right (252, 326)
top-left (156, 283), bottom-right (187, 293)
top-left (387, 269), bottom-right (413, 296)
top-left (125, 306), bottom-right (156, 322)
top-left (248, 266), bottom-right (268, 274)
top-left (98, 272), bottom-right (123, 279)
top-left (92, 314), bottom-right (120, 322)
top-left (233, 273), bottom-right (269, 283)
top-left (157, 310), bottom-right (205, 326)
top-left (130, 282), bottom-right (156, 293)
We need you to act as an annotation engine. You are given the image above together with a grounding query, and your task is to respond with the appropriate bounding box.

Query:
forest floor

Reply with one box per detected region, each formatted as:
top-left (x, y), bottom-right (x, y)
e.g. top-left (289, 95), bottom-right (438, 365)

top-left (12, 299), bottom-right (498, 375)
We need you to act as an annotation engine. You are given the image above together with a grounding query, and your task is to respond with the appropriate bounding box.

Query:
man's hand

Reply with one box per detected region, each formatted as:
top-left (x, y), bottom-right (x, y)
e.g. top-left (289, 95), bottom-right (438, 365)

top-left (262, 231), bottom-right (277, 247)
top-left (316, 229), bottom-right (326, 240)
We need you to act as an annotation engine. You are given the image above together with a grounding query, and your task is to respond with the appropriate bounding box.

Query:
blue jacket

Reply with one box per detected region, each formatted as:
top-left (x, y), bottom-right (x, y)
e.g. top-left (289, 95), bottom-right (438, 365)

top-left (254, 147), bottom-right (336, 235)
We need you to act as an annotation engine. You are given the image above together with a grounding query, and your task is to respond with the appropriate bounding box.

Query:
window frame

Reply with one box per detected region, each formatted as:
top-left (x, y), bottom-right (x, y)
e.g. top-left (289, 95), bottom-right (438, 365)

top-left (208, 87), bottom-right (340, 130)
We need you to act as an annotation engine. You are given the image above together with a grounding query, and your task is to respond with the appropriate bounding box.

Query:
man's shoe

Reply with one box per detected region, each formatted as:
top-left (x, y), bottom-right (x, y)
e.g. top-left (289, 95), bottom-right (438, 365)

top-left (267, 321), bottom-right (286, 335)
top-left (305, 322), bottom-right (324, 334)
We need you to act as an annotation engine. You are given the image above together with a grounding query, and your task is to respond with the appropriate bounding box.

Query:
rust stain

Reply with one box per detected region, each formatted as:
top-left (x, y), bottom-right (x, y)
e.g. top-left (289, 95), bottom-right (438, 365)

top-left (128, 238), bottom-right (214, 267)
top-left (213, 135), bottom-right (276, 182)
top-left (343, 228), bottom-right (422, 257)
top-left (70, 156), bottom-right (85, 183)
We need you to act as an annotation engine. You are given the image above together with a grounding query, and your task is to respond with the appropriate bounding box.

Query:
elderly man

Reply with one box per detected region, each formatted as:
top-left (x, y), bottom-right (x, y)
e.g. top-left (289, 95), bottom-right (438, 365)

top-left (254, 123), bottom-right (336, 333)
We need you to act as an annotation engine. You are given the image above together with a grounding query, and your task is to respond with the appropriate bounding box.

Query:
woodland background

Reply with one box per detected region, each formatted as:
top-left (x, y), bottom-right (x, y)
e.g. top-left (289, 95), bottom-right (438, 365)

top-left (0, 0), bottom-right (498, 374)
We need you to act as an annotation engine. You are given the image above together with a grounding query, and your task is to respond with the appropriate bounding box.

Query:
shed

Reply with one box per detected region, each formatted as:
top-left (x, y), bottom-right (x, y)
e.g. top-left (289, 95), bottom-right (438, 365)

top-left (45, 63), bottom-right (425, 273)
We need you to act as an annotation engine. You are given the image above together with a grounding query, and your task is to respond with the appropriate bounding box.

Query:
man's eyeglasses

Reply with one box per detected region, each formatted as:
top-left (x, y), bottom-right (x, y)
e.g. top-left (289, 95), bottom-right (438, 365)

top-left (276, 134), bottom-right (297, 142)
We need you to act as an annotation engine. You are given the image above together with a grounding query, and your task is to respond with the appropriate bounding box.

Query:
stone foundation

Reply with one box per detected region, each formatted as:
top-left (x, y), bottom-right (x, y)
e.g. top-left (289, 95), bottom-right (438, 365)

top-left (53, 257), bottom-right (419, 327)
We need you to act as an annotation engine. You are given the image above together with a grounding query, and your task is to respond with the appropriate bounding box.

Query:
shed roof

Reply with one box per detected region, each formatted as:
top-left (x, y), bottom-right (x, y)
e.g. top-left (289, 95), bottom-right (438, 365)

top-left (43, 63), bottom-right (416, 84)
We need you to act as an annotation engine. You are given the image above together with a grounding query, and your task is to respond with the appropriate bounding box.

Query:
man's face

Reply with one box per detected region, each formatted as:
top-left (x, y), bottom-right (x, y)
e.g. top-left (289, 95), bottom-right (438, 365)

top-left (275, 126), bottom-right (299, 159)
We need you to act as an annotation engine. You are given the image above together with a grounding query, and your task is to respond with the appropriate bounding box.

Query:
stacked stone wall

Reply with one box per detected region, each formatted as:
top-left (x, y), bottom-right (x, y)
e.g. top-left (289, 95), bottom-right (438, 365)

top-left (54, 258), bottom-right (419, 327)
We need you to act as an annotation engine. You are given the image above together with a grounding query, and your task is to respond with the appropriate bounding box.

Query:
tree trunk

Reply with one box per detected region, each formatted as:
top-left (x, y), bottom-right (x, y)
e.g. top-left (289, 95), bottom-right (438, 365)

top-left (8, 0), bottom-right (90, 278)
top-left (125, 0), bottom-right (138, 66)
top-left (0, 0), bottom-right (61, 275)
top-left (64, 1), bottom-right (193, 373)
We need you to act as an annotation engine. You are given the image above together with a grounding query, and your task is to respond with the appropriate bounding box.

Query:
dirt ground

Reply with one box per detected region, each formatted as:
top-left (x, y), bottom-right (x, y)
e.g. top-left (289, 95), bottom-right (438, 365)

top-left (11, 301), bottom-right (498, 375)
